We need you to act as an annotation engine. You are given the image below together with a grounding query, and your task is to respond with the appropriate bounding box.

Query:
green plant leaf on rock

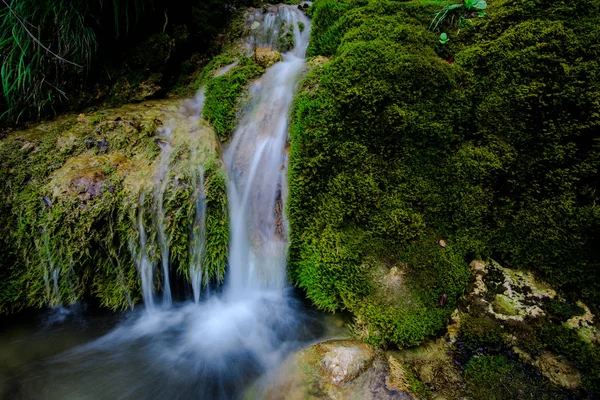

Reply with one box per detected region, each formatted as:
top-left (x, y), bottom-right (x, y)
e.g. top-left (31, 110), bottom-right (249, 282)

top-left (465, 0), bottom-right (487, 11)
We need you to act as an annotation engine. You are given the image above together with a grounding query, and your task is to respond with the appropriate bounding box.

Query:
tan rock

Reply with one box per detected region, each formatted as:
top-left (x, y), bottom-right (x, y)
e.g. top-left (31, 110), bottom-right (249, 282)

top-left (535, 352), bottom-right (582, 389)
top-left (254, 47), bottom-right (283, 69)
top-left (317, 340), bottom-right (375, 385)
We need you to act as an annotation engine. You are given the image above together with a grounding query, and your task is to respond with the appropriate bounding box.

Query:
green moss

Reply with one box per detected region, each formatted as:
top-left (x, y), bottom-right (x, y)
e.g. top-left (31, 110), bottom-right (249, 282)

top-left (541, 325), bottom-right (600, 393)
top-left (203, 160), bottom-right (229, 284)
top-left (459, 314), bottom-right (505, 354)
top-left (290, 0), bottom-right (600, 349)
top-left (289, 0), bottom-right (470, 347)
top-left (277, 20), bottom-right (295, 53)
top-left (0, 101), bottom-right (229, 313)
top-left (545, 299), bottom-right (586, 322)
top-left (203, 56), bottom-right (264, 141)
top-left (464, 355), bottom-right (567, 400)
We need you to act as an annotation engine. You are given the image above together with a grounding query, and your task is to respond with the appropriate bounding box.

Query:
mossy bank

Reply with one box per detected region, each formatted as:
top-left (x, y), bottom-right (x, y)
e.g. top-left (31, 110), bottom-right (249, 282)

top-left (288, 0), bottom-right (600, 350)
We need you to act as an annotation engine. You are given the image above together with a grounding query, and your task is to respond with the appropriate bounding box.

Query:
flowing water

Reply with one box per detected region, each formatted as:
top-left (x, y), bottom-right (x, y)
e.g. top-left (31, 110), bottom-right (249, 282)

top-left (0, 6), bottom-right (332, 400)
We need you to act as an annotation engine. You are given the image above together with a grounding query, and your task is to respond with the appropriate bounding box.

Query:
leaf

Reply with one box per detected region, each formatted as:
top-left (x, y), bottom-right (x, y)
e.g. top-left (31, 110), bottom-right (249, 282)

top-left (464, 0), bottom-right (487, 11)
top-left (439, 32), bottom-right (450, 44)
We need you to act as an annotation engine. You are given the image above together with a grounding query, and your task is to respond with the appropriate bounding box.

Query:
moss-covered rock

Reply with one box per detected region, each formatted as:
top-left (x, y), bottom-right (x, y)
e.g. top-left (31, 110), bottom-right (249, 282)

top-left (289, 0), bottom-right (600, 352)
top-left (0, 99), bottom-right (228, 313)
top-left (254, 47), bottom-right (283, 69)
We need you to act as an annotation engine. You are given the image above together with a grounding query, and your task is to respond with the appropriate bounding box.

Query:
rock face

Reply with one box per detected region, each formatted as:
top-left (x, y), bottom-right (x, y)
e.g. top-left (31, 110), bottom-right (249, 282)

top-left (257, 340), bottom-right (413, 400)
top-left (254, 47), bottom-right (283, 69)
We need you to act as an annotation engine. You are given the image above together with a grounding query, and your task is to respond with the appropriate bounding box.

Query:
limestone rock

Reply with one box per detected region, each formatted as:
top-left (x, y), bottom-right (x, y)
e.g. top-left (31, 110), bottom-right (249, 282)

top-left (254, 47), bottom-right (283, 69)
top-left (317, 340), bottom-right (375, 385)
top-left (257, 340), bottom-right (413, 400)
top-left (535, 352), bottom-right (582, 389)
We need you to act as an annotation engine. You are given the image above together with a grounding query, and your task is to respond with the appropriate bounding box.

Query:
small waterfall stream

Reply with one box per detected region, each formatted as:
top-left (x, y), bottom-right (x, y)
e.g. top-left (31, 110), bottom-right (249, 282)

top-left (2, 6), bottom-right (326, 400)
top-left (226, 6), bottom-right (309, 296)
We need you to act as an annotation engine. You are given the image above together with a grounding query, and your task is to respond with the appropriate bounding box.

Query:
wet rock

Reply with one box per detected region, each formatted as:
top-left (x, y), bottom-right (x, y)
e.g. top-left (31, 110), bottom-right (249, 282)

top-left (42, 196), bottom-right (52, 208)
top-left (535, 352), bottom-right (582, 389)
top-left (19, 142), bottom-right (35, 152)
top-left (317, 340), bottom-right (375, 384)
top-left (254, 47), bottom-right (283, 69)
top-left (258, 340), bottom-right (413, 400)
top-left (389, 339), bottom-right (464, 399)
top-left (72, 172), bottom-right (106, 201)
top-left (97, 139), bottom-right (108, 153)
top-left (439, 293), bottom-right (447, 307)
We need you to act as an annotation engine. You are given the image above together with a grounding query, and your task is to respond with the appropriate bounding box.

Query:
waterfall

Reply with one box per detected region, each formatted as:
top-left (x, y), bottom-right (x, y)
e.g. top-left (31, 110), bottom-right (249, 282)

top-left (190, 166), bottom-right (207, 303)
top-left (16, 6), bottom-right (319, 399)
top-left (133, 193), bottom-right (156, 310)
top-left (225, 5), bottom-right (311, 295)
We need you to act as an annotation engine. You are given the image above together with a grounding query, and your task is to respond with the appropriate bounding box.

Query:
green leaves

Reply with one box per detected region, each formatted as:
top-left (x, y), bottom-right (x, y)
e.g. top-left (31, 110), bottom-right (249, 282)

top-left (440, 32), bottom-right (450, 44)
top-left (429, 0), bottom-right (486, 32)
top-left (464, 0), bottom-right (487, 11)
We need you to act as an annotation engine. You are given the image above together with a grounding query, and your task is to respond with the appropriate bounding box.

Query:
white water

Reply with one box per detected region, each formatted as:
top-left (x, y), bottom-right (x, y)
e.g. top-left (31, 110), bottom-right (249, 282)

top-left (226, 6), bottom-right (310, 295)
top-left (9, 6), bottom-right (316, 400)
top-left (190, 166), bottom-right (207, 303)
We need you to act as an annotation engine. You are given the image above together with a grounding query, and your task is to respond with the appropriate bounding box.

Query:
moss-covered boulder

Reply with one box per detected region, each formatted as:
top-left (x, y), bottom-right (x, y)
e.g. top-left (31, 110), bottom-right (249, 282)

top-left (254, 47), bottom-right (283, 69)
top-left (454, 259), bottom-right (599, 397)
top-left (0, 99), bottom-right (229, 313)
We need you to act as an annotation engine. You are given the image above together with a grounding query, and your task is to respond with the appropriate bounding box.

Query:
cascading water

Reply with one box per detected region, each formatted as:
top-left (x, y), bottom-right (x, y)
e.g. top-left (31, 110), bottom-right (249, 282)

top-left (190, 165), bottom-right (207, 303)
top-left (8, 6), bottom-right (324, 400)
top-left (226, 6), bottom-right (309, 295)
top-left (154, 127), bottom-right (174, 307)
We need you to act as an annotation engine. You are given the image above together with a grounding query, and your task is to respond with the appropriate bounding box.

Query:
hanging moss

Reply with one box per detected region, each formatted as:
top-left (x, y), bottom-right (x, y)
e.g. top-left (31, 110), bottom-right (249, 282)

top-left (0, 100), bottom-right (229, 313)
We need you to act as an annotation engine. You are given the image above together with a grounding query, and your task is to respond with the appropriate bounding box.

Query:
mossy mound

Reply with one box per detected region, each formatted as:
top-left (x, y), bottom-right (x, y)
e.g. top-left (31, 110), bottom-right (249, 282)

top-left (0, 99), bottom-right (228, 313)
top-left (289, 0), bottom-right (471, 348)
top-left (288, 0), bottom-right (600, 348)
top-left (203, 56), bottom-right (265, 141)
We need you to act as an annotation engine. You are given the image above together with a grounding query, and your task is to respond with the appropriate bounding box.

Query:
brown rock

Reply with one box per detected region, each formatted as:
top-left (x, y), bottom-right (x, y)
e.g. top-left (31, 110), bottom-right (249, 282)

top-left (254, 47), bottom-right (283, 69)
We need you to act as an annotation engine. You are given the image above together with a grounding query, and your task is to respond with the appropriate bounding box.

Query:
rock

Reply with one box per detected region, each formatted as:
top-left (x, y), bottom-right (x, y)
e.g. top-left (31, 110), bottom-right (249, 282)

top-left (535, 352), bottom-right (582, 389)
top-left (71, 172), bottom-right (106, 201)
top-left (469, 260), bottom-right (487, 273)
top-left (258, 340), bottom-right (413, 400)
top-left (439, 293), bottom-right (448, 307)
top-left (42, 196), bottom-right (52, 208)
top-left (254, 47), bottom-right (283, 69)
top-left (439, 239), bottom-right (446, 248)
top-left (96, 139), bottom-right (108, 153)
top-left (390, 339), bottom-right (463, 399)
top-left (317, 340), bottom-right (375, 385)
top-left (19, 142), bottom-right (35, 152)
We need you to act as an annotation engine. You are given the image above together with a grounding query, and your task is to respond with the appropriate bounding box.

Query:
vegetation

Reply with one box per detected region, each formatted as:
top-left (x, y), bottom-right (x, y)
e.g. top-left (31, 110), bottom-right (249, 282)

top-left (0, 103), bottom-right (229, 312)
top-left (0, 0), bottom-right (260, 126)
top-left (288, 0), bottom-right (600, 350)
top-left (464, 355), bottom-right (567, 399)
top-left (203, 56), bottom-right (264, 141)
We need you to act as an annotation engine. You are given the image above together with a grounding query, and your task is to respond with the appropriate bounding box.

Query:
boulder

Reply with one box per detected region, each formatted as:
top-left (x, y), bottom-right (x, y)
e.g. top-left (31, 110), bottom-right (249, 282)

top-left (257, 340), bottom-right (413, 400)
top-left (254, 47), bottom-right (283, 69)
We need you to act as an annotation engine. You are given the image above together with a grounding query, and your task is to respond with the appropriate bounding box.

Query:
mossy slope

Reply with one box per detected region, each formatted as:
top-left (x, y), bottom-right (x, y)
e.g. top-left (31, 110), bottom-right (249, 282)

top-left (288, 0), bottom-right (600, 348)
